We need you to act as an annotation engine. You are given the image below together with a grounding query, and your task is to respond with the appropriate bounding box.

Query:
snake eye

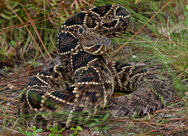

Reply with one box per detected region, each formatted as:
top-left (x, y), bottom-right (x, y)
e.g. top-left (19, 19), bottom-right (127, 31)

top-left (78, 27), bottom-right (86, 34)
top-left (78, 28), bottom-right (83, 33)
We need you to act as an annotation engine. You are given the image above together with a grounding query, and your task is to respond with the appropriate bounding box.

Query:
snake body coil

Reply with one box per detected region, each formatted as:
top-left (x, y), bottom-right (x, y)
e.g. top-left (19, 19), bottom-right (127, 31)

top-left (19, 5), bottom-right (175, 129)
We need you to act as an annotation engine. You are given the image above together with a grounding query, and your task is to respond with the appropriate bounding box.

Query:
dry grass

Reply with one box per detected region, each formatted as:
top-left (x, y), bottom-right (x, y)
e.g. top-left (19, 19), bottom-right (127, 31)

top-left (0, 0), bottom-right (188, 135)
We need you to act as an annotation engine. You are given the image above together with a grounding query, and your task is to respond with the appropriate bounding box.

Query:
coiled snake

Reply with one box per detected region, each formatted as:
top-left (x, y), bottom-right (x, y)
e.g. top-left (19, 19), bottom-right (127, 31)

top-left (18, 5), bottom-right (175, 129)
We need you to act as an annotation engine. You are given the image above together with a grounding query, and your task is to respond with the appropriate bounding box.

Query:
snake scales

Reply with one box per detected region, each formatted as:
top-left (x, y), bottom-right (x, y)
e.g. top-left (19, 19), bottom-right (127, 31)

top-left (18, 5), bottom-right (175, 129)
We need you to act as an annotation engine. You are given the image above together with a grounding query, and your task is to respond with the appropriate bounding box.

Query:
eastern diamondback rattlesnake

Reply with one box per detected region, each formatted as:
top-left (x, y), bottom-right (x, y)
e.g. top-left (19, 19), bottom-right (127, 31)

top-left (18, 5), bottom-right (175, 129)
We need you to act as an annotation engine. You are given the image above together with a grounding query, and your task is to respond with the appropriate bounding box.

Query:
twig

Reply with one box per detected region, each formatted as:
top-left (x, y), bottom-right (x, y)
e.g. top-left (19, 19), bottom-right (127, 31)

top-left (6, 1), bottom-right (46, 61)
top-left (20, 3), bottom-right (53, 60)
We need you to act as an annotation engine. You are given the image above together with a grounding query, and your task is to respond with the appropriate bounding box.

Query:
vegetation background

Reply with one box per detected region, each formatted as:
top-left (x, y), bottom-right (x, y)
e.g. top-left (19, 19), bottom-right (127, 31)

top-left (0, 0), bottom-right (187, 135)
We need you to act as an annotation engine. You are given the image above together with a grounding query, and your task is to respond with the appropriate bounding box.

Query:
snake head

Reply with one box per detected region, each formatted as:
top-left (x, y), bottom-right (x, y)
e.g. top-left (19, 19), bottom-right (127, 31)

top-left (77, 27), bottom-right (112, 55)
